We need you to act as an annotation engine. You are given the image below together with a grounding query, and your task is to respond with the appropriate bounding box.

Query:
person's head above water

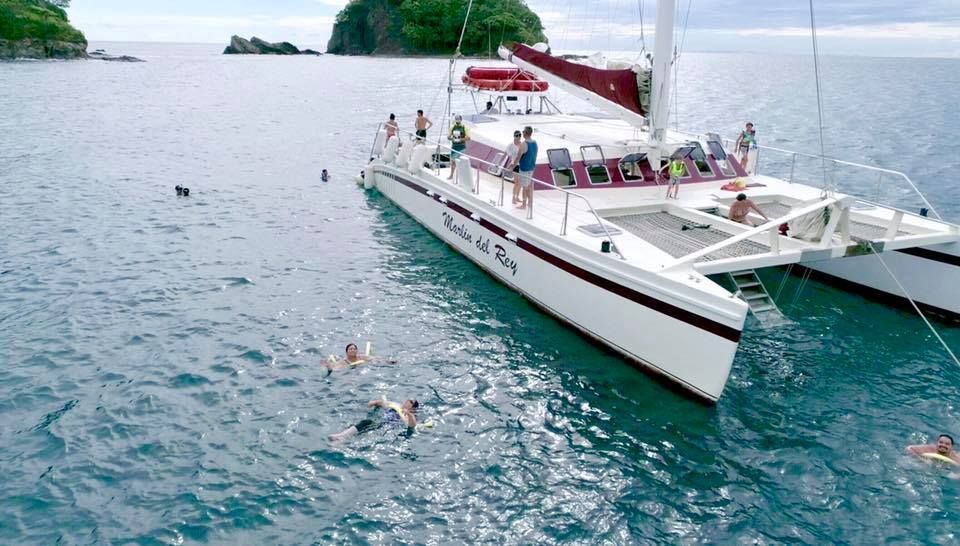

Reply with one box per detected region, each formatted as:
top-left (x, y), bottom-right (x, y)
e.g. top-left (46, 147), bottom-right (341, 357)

top-left (402, 399), bottom-right (420, 412)
top-left (345, 343), bottom-right (359, 359)
top-left (937, 434), bottom-right (955, 455)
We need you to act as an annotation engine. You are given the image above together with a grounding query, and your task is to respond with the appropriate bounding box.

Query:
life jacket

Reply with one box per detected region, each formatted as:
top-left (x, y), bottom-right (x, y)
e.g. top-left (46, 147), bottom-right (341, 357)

top-left (450, 124), bottom-right (468, 148)
top-left (670, 160), bottom-right (685, 177)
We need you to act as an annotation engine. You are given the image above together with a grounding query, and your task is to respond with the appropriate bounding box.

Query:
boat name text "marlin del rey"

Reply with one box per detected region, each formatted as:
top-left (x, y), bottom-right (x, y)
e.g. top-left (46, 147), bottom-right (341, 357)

top-left (441, 211), bottom-right (518, 276)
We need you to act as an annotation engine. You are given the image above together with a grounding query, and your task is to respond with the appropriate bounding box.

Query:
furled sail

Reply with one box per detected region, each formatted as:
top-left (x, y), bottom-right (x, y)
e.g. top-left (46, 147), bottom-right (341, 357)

top-left (506, 43), bottom-right (650, 117)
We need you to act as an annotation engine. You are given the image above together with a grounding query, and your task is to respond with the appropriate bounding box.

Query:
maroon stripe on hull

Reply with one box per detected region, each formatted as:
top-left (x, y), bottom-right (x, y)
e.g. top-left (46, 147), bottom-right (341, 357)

top-left (895, 246), bottom-right (960, 267)
top-left (787, 265), bottom-right (960, 324)
top-left (376, 166), bottom-right (743, 343)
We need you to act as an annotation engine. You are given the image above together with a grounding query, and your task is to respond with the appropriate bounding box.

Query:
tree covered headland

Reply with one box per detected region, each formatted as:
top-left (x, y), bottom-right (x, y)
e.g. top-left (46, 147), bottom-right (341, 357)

top-left (327, 0), bottom-right (547, 55)
top-left (0, 0), bottom-right (84, 43)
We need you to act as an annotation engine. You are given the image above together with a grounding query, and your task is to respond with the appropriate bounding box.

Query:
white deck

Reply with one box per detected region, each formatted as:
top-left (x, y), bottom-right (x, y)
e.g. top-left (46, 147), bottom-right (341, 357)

top-left (436, 160), bottom-right (959, 277)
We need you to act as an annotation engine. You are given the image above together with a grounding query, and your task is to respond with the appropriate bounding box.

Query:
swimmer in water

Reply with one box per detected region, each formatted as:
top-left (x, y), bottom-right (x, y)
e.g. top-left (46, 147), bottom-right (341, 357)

top-left (328, 398), bottom-right (419, 442)
top-left (321, 169), bottom-right (329, 182)
top-left (324, 343), bottom-right (396, 374)
top-left (907, 433), bottom-right (960, 467)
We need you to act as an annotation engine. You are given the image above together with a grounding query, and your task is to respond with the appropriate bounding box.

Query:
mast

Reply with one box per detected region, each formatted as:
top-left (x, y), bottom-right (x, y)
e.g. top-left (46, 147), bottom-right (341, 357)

top-left (649, 0), bottom-right (676, 155)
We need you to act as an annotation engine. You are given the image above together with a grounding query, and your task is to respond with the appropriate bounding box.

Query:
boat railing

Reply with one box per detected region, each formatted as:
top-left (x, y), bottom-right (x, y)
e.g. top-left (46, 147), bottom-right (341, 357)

top-left (664, 195), bottom-right (850, 271)
top-left (714, 136), bottom-right (943, 221)
top-left (369, 127), bottom-right (625, 259)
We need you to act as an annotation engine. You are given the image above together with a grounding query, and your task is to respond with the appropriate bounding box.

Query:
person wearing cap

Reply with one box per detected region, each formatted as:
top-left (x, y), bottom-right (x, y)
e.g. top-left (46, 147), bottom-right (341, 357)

top-left (504, 129), bottom-right (523, 204)
top-left (447, 114), bottom-right (470, 180)
top-left (328, 398), bottom-right (419, 442)
top-left (734, 122), bottom-right (756, 169)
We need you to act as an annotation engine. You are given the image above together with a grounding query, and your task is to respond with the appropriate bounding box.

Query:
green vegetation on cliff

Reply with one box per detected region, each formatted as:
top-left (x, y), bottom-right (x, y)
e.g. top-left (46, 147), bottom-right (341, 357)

top-left (327, 0), bottom-right (546, 56)
top-left (0, 0), bottom-right (84, 43)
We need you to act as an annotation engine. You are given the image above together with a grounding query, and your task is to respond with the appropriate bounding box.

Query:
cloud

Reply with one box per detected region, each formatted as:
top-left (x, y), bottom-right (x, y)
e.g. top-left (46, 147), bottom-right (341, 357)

top-left (728, 22), bottom-right (960, 41)
top-left (70, 11), bottom-right (336, 43)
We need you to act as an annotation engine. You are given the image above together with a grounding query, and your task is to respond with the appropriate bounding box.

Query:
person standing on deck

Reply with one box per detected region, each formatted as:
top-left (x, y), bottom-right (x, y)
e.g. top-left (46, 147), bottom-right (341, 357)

top-left (505, 130), bottom-right (523, 204)
top-left (734, 122), bottom-right (756, 170)
top-left (447, 115), bottom-right (470, 181)
top-left (415, 110), bottom-right (432, 141)
top-left (661, 156), bottom-right (686, 199)
top-left (385, 113), bottom-right (399, 141)
top-left (516, 126), bottom-right (538, 209)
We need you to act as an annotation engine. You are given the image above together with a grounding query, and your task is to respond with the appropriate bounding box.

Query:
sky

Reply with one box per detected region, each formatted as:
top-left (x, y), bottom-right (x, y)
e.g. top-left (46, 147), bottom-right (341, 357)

top-left (69, 0), bottom-right (960, 58)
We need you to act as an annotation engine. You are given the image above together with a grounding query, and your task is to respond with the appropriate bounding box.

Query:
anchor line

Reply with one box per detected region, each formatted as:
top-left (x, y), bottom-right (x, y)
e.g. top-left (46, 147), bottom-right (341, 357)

top-left (867, 243), bottom-right (960, 367)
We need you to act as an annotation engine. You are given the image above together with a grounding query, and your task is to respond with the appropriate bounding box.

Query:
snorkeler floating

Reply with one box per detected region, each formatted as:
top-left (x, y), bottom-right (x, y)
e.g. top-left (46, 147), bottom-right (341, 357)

top-left (328, 398), bottom-right (419, 442)
top-left (175, 185), bottom-right (190, 196)
top-left (324, 342), bottom-right (396, 375)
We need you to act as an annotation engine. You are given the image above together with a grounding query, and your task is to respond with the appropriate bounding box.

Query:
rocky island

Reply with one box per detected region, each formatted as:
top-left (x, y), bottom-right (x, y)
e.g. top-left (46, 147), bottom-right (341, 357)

top-left (327, 0), bottom-right (546, 56)
top-left (0, 0), bottom-right (86, 59)
top-left (223, 35), bottom-right (321, 55)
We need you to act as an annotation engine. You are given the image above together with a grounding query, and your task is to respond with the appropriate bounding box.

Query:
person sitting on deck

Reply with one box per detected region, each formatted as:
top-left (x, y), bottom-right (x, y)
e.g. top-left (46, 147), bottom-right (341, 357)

top-left (447, 115), bottom-right (470, 181)
top-left (482, 101), bottom-right (499, 114)
top-left (328, 398), bottom-right (419, 442)
top-left (728, 193), bottom-right (770, 226)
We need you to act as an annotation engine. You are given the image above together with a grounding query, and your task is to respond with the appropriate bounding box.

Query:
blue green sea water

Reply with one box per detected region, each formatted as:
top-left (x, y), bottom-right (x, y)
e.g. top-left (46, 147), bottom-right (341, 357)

top-left (2, 43), bottom-right (960, 544)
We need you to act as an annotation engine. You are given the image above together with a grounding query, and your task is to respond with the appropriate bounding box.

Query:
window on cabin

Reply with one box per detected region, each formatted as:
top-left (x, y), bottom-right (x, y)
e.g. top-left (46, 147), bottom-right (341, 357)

top-left (580, 145), bottom-right (610, 184)
top-left (547, 148), bottom-right (577, 188)
top-left (688, 142), bottom-right (714, 176)
top-left (618, 152), bottom-right (648, 182)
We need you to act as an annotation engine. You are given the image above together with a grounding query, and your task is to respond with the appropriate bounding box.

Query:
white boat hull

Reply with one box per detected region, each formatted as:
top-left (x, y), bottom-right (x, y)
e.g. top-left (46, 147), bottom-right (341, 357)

top-left (369, 162), bottom-right (747, 402)
top-left (805, 242), bottom-right (960, 319)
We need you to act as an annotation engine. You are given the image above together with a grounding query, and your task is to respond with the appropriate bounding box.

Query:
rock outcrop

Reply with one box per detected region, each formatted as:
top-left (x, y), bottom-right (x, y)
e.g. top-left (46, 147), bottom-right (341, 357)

top-left (88, 49), bottom-right (145, 62)
top-left (0, 0), bottom-right (87, 59)
top-left (223, 35), bottom-right (321, 55)
top-left (327, 0), bottom-right (547, 56)
top-left (0, 38), bottom-right (86, 59)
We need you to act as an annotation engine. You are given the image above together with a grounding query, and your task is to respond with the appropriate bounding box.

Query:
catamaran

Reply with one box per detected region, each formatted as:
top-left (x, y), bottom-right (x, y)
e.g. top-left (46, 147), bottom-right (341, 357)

top-left (355, 0), bottom-right (960, 402)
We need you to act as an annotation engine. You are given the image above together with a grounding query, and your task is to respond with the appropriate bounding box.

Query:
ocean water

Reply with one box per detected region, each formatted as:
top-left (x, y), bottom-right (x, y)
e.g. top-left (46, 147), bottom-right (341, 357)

top-left (1, 42), bottom-right (959, 544)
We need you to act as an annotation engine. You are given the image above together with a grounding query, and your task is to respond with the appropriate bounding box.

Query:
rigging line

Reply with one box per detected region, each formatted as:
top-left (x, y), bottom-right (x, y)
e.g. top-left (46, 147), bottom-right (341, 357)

top-left (676, 0), bottom-right (692, 60)
top-left (808, 0), bottom-right (831, 196)
top-left (637, 0), bottom-right (647, 56)
top-left (867, 242), bottom-right (960, 367)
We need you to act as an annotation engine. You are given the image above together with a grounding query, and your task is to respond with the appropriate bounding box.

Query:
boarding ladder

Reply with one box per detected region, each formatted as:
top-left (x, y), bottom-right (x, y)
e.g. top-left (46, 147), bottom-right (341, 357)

top-left (729, 270), bottom-right (786, 327)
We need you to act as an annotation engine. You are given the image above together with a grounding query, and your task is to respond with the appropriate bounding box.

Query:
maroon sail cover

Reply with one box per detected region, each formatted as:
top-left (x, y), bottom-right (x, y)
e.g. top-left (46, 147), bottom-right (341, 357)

top-left (511, 44), bottom-right (645, 116)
